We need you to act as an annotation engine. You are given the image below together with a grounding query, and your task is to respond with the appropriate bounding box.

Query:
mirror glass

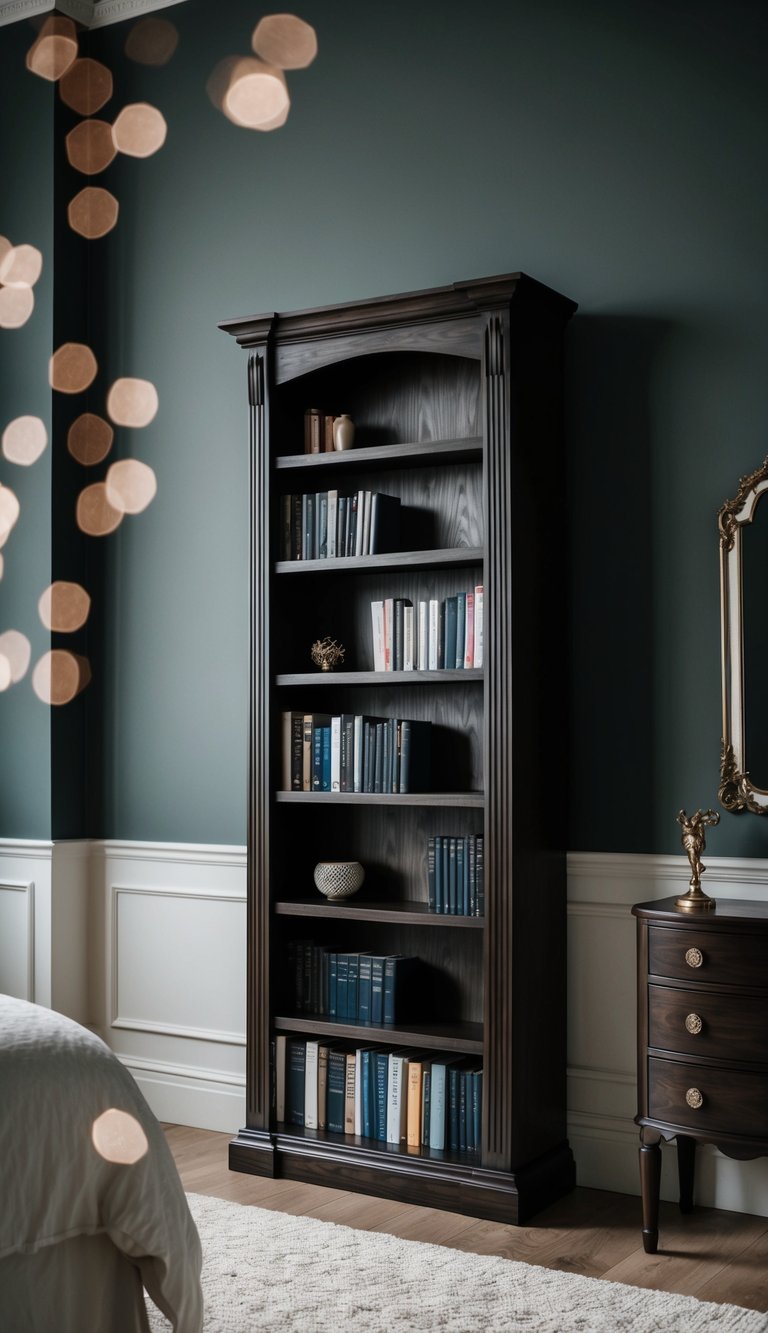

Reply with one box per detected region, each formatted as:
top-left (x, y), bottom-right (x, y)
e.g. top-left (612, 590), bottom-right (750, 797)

top-left (719, 460), bottom-right (768, 813)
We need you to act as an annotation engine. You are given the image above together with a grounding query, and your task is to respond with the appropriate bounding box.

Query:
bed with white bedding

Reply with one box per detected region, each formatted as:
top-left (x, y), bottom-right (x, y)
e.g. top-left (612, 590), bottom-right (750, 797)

top-left (0, 994), bottom-right (203, 1333)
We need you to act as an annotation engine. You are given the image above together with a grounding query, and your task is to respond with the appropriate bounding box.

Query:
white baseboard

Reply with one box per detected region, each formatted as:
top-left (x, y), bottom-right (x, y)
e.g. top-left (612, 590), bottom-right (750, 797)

top-left (119, 1055), bottom-right (245, 1133)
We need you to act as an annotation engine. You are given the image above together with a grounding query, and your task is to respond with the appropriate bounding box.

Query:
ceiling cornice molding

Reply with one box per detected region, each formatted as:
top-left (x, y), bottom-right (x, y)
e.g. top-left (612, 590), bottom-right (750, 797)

top-left (0, 0), bottom-right (186, 26)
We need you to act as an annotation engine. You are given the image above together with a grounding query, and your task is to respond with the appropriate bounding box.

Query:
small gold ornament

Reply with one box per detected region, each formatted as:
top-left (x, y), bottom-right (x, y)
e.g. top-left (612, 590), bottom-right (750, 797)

top-left (310, 636), bottom-right (345, 672)
top-left (675, 808), bottom-right (719, 911)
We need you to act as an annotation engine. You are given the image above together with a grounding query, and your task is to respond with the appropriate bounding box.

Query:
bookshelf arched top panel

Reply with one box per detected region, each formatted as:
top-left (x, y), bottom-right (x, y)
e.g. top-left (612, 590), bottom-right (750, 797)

top-left (272, 350), bottom-right (482, 459)
top-left (274, 318), bottom-right (483, 384)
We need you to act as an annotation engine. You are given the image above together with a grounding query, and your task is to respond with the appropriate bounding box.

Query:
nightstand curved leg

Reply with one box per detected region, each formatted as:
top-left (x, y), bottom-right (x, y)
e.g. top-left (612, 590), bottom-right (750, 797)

top-left (677, 1134), bottom-right (696, 1213)
top-left (639, 1129), bottom-right (662, 1253)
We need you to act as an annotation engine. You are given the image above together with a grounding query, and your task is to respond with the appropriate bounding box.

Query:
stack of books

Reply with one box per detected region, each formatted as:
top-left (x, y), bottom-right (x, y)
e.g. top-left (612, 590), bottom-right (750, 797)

top-left (303, 407), bottom-right (336, 454)
top-left (371, 588), bottom-right (484, 672)
top-left (428, 835), bottom-right (484, 916)
top-left (281, 490), bottom-right (400, 560)
top-left (275, 1034), bottom-right (483, 1152)
top-left (281, 712), bottom-right (432, 794)
top-left (288, 944), bottom-right (420, 1023)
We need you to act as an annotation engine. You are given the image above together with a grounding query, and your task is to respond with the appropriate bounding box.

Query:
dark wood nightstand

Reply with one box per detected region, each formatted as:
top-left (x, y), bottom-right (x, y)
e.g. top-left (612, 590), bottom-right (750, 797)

top-left (633, 897), bottom-right (768, 1253)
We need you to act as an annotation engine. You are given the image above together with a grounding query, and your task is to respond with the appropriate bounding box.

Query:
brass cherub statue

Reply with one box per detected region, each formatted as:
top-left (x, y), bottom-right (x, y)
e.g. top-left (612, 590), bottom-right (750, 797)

top-left (675, 808), bottom-right (720, 912)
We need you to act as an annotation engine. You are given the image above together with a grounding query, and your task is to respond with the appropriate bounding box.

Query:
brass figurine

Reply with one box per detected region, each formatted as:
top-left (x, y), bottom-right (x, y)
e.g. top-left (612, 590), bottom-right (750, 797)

top-left (675, 808), bottom-right (720, 912)
top-left (310, 636), bottom-right (345, 672)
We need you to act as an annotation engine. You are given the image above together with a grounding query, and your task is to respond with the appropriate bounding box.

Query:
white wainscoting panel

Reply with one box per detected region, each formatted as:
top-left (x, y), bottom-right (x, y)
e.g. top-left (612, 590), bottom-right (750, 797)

top-left (567, 852), bottom-right (768, 1216)
top-left (91, 842), bottom-right (247, 1132)
top-left (0, 880), bottom-right (34, 1000)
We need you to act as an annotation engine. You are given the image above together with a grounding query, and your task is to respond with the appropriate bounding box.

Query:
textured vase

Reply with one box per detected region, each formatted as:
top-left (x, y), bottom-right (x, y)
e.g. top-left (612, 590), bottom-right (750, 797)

top-left (332, 414), bottom-right (355, 451)
top-left (313, 860), bottom-right (365, 899)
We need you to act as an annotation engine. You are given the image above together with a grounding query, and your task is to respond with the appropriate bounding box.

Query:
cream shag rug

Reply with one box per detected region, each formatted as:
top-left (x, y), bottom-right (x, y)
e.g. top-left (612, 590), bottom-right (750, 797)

top-left (147, 1192), bottom-right (768, 1332)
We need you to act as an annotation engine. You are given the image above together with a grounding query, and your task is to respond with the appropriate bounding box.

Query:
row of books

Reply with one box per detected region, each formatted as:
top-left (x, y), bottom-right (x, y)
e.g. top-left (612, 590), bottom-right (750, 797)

top-left (276, 1035), bottom-right (483, 1153)
top-left (303, 407), bottom-right (338, 454)
top-left (281, 711), bottom-right (431, 794)
top-left (289, 943), bottom-right (420, 1022)
top-left (428, 835), bottom-right (485, 916)
top-left (371, 589), bottom-right (484, 672)
top-left (280, 490), bottom-right (400, 561)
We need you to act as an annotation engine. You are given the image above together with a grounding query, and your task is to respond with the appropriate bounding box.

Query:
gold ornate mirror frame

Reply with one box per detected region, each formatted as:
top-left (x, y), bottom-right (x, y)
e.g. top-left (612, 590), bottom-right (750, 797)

top-left (719, 456), bottom-right (768, 813)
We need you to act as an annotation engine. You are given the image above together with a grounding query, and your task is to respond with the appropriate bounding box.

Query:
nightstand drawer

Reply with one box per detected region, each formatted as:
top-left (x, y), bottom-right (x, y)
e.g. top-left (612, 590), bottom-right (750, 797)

top-left (648, 925), bottom-right (765, 988)
top-left (648, 1058), bottom-right (768, 1139)
top-left (648, 984), bottom-right (768, 1063)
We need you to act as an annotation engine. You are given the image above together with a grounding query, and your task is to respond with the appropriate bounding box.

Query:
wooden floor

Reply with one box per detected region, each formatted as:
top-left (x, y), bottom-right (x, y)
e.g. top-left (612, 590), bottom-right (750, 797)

top-left (165, 1126), bottom-right (768, 1314)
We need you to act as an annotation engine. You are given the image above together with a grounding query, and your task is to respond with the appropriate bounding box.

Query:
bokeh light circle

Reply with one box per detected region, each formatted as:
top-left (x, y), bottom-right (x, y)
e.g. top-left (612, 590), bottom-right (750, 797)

top-left (112, 103), bottom-right (167, 158)
top-left (0, 630), bottom-right (32, 683)
top-left (224, 59), bottom-right (289, 129)
top-left (106, 377), bottom-right (158, 427)
top-left (66, 119), bottom-right (117, 175)
top-left (38, 581), bottom-right (91, 633)
top-left (106, 460), bottom-right (157, 515)
top-left (68, 187), bottom-right (119, 239)
top-left (32, 650), bottom-right (90, 705)
top-left (76, 482), bottom-right (123, 536)
top-left (50, 343), bottom-right (98, 393)
top-left (0, 286), bottom-right (34, 329)
top-left (91, 1108), bottom-right (149, 1164)
top-left (26, 18), bottom-right (78, 82)
top-left (2, 416), bottom-right (47, 466)
top-left (59, 57), bottom-right (113, 116)
top-left (0, 485), bottom-right (21, 545)
top-left (125, 17), bottom-right (179, 66)
top-left (252, 14), bottom-right (318, 69)
top-left (0, 244), bottom-right (43, 288)
top-left (68, 412), bottom-right (114, 466)
top-left (0, 654), bottom-right (11, 692)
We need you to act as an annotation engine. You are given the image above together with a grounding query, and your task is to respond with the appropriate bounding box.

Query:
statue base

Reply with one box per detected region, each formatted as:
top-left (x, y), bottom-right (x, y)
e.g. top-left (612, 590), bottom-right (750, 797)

top-left (675, 886), bottom-right (716, 912)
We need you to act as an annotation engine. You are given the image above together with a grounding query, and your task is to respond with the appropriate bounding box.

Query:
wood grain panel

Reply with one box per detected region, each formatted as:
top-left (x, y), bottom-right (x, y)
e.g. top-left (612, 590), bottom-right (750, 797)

top-left (649, 983), bottom-right (768, 1064)
top-left (648, 1058), bottom-right (768, 1139)
top-left (649, 925), bottom-right (767, 988)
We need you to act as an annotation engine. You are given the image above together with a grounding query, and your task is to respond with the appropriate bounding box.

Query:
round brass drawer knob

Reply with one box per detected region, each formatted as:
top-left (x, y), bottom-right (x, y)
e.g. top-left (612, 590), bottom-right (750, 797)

top-left (685, 947), bottom-right (703, 968)
top-left (685, 1013), bottom-right (703, 1035)
top-left (686, 1087), bottom-right (704, 1109)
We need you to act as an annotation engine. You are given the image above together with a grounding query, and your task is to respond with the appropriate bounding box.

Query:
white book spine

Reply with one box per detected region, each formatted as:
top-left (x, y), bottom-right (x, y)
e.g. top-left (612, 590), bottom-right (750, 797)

top-left (383, 597), bottom-right (394, 672)
top-left (330, 716), bottom-right (342, 791)
top-left (464, 591), bottom-right (475, 669)
top-left (353, 715), bottom-right (363, 792)
top-left (304, 1040), bottom-right (319, 1129)
top-left (428, 599), bottom-right (439, 671)
top-left (386, 1054), bottom-right (405, 1143)
top-left (362, 490), bottom-right (373, 555)
top-left (371, 601), bottom-right (385, 672)
top-left (403, 604), bottom-right (414, 671)
top-left (474, 585), bottom-right (484, 668)
top-left (355, 489), bottom-right (365, 557)
top-left (428, 1063), bottom-right (447, 1150)
top-left (327, 490), bottom-right (338, 558)
top-left (418, 601), bottom-right (428, 671)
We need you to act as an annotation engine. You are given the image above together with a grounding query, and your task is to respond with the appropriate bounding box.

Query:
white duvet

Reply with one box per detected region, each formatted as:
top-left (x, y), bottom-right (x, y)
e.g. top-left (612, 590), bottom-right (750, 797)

top-left (0, 994), bottom-right (203, 1333)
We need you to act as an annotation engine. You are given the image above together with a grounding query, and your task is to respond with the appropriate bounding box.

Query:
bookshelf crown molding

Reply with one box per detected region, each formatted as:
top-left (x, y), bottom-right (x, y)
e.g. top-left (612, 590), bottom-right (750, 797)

top-left (0, 0), bottom-right (186, 27)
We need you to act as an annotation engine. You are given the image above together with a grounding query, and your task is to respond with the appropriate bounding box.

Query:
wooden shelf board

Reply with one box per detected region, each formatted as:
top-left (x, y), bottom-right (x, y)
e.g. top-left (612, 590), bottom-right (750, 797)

top-left (275, 791), bottom-right (485, 807)
top-left (274, 1014), bottom-right (483, 1054)
top-left (274, 898), bottom-right (485, 928)
top-left (274, 437), bottom-right (483, 472)
top-left (275, 547), bottom-right (483, 576)
top-left (276, 669), bottom-right (483, 687)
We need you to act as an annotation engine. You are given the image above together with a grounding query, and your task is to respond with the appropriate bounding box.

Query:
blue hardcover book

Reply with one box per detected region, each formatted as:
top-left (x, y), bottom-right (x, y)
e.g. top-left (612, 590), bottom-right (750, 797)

top-left (318, 492), bottom-right (328, 558)
top-left (328, 952), bottom-right (337, 1017)
top-left (305, 492), bottom-right (315, 560)
top-left (391, 718), bottom-right (401, 794)
top-left (448, 837), bottom-right (457, 915)
top-left (421, 1069), bottom-right (431, 1146)
top-left (320, 726), bottom-right (331, 791)
top-left (427, 837), bottom-right (436, 912)
top-left (456, 839), bottom-right (465, 916)
top-left (428, 1059), bottom-right (450, 1150)
top-left (455, 593), bottom-right (466, 668)
top-left (382, 720), bottom-right (391, 794)
top-left (286, 1039), bottom-right (306, 1126)
top-left (372, 1049), bottom-right (389, 1141)
top-left (434, 835), bottom-right (444, 914)
top-left (312, 725), bottom-right (323, 791)
top-left (326, 1047), bottom-right (347, 1133)
top-left (347, 952), bottom-right (362, 1020)
top-left (373, 722), bottom-right (385, 793)
top-left (399, 719), bottom-right (431, 793)
top-left (448, 1064), bottom-right (461, 1152)
top-left (338, 495), bottom-right (348, 558)
top-left (358, 954), bottom-right (373, 1022)
top-left (468, 837), bottom-right (476, 916)
top-left (370, 956), bottom-right (387, 1024)
top-left (361, 1048), bottom-right (375, 1138)
top-left (443, 596), bottom-right (458, 673)
top-left (472, 1069), bottom-right (483, 1149)
top-left (476, 836), bottom-right (484, 917)
top-left (336, 953), bottom-right (349, 1019)
top-left (383, 955), bottom-right (419, 1023)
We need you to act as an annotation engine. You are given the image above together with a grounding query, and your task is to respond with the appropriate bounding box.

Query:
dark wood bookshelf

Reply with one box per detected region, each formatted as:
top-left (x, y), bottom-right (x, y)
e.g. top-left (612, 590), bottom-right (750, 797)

top-left (274, 898), bottom-right (485, 928)
top-left (221, 272), bottom-right (577, 1224)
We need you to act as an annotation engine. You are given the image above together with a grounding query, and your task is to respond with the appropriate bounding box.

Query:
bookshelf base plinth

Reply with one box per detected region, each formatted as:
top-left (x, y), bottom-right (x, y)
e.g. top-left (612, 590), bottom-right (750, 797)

top-left (228, 1128), bottom-right (278, 1178)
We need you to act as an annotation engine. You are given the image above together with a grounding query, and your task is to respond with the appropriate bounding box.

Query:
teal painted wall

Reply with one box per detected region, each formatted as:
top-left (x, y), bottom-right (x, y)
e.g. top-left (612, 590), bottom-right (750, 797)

top-left (2, 1), bottom-right (767, 855)
top-left (0, 23), bottom-right (53, 838)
